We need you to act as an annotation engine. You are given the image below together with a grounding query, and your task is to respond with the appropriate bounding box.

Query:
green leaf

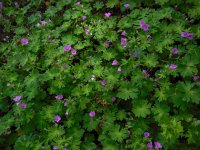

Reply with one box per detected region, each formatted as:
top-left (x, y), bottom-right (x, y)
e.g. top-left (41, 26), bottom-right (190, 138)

top-left (132, 100), bottom-right (151, 118)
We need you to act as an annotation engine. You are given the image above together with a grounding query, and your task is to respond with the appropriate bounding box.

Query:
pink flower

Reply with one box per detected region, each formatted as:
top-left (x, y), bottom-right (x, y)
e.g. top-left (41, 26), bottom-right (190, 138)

top-left (101, 80), bottom-right (106, 86)
top-left (85, 29), bottom-right (89, 35)
top-left (144, 132), bottom-right (150, 137)
top-left (112, 59), bottom-right (118, 66)
top-left (21, 103), bottom-right (27, 109)
top-left (13, 96), bottom-right (22, 102)
top-left (172, 48), bottom-right (178, 54)
top-left (121, 37), bottom-right (127, 47)
top-left (82, 16), bottom-right (86, 20)
top-left (140, 20), bottom-right (149, 32)
top-left (55, 95), bottom-right (63, 100)
top-left (170, 64), bottom-right (177, 70)
top-left (89, 111), bottom-right (96, 118)
top-left (154, 142), bottom-right (162, 149)
top-left (76, 1), bottom-right (80, 5)
top-left (121, 31), bottom-right (126, 35)
top-left (105, 12), bottom-right (111, 18)
top-left (64, 45), bottom-right (71, 52)
top-left (105, 40), bottom-right (110, 47)
top-left (147, 142), bottom-right (153, 149)
top-left (64, 101), bottom-right (68, 106)
top-left (71, 49), bottom-right (77, 55)
top-left (21, 38), bottom-right (29, 45)
top-left (124, 4), bottom-right (129, 8)
top-left (40, 20), bottom-right (47, 25)
top-left (54, 115), bottom-right (61, 123)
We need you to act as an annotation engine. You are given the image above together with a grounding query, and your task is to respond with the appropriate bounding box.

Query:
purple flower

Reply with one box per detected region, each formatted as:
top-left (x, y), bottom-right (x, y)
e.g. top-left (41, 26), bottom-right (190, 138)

top-left (181, 32), bottom-right (194, 40)
top-left (154, 141), bottom-right (162, 149)
top-left (82, 16), bottom-right (87, 20)
top-left (85, 29), bottom-right (89, 35)
top-left (64, 101), bottom-right (68, 106)
top-left (101, 80), bottom-right (106, 86)
top-left (143, 70), bottom-right (150, 77)
top-left (187, 33), bottom-right (193, 40)
top-left (112, 97), bottom-right (116, 102)
top-left (144, 132), bottom-right (150, 137)
top-left (105, 40), bottom-right (110, 47)
top-left (117, 66), bottom-right (122, 72)
top-left (133, 52), bottom-right (138, 58)
top-left (147, 142), bottom-right (153, 149)
top-left (54, 115), bottom-right (61, 123)
top-left (170, 64), bottom-right (177, 70)
top-left (21, 103), bottom-right (27, 109)
top-left (89, 111), bottom-right (96, 118)
top-left (64, 45), bottom-right (71, 52)
top-left (181, 32), bottom-right (188, 38)
top-left (121, 37), bottom-right (127, 47)
top-left (172, 48), bottom-right (178, 54)
top-left (112, 59), bottom-right (118, 66)
top-left (105, 12), bottom-right (111, 18)
top-left (13, 96), bottom-right (22, 102)
top-left (121, 31), bottom-right (126, 35)
top-left (124, 4), bottom-right (129, 8)
top-left (55, 95), bottom-right (63, 100)
top-left (21, 38), bottom-right (29, 45)
top-left (53, 146), bottom-right (57, 150)
top-left (193, 75), bottom-right (200, 81)
top-left (71, 49), bottom-right (77, 55)
top-left (140, 20), bottom-right (149, 32)
top-left (0, 2), bottom-right (3, 9)
top-left (63, 148), bottom-right (68, 150)
top-left (40, 21), bottom-right (47, 25)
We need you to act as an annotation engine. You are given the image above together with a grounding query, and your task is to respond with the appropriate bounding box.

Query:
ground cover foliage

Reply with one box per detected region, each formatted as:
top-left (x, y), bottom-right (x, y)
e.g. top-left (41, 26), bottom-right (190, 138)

top-left (0, 0), bottom-right (200, 149)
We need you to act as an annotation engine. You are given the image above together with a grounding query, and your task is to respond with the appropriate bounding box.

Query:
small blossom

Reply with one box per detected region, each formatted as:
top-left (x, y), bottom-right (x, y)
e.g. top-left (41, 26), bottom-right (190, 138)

top-left (21, 103), bottom-right (27, 109)
top-left (64, 45), bottom-right (71, 52)
top-left (105, 40), bottom-right (110, 47)
top-left (154, 142), bottom-right (162, 149)
top-left (82, 16), bottom-right (87, 20)
top-left (193, 75), bottom-right (200, 81)
top-left (172, 48), bottom-right (178, 54)
top-left (140, 20), bottom-right (149, 32)
top-left (40, 20), bottom-right (47, 25)
top-left (64, 101), bottom-right (68, 106)
top-left (6, 83), bottom-right (11, 87)
top-left (91, 75), bottom-right (96, 80)
top-left (133, 52), bottom-right (138, 58)
top-left (76, 1), bottom-right (80, 5)
top-left (85, 29), bottom-right (89, 35)
top-left (71, 49), bottom-right (77, 55)
top-left (121, 37), bottom-right (127, 47)
top-left (170, 64), bottom-right (177, 70)
top-left (89, 111), bottom-right (96, 118)
top-left (63, 148), bottom-right (68, 150)
top-left (147, 142), bottom-right (153, 149)
top-left (124, 4), bottom-right (129, 8)
top-left (55, 95), bottom-right (63, 100)
top-left (101, 80), bottom-right (106, 86)
top-left (117, 66), bottom-right (122, 72)
top-left (187, 33), bottom-right (193, 40)
top-left (121, 31), bottom-right (126, 35)
top-left (0, 2), bottom-right (3, 9)
top-left (112, 97), bottom-right (116, 102)
top-left (143, 70), bottom-right (150, 77)
top-left (105, 12), bottom-right (111, 18)
top-left (13, 96), bottom-right (22, 102)
top-left (53, 146), bottom-right (57, 150)
top-left (181, 32), bottom-right (188, 38)
top-left (54, 115), bottom-right (61, 123)
top-left (112, 59), bottom-right (118, 66)
top-left (21, 38), bottom-right (29, 45)
top-left (144, 132), bottom-right (150, 137)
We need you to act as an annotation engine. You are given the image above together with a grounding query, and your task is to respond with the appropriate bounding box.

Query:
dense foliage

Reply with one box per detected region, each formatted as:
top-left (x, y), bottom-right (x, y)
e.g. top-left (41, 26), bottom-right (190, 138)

top-left (0, 0), bottom-right (200, 149)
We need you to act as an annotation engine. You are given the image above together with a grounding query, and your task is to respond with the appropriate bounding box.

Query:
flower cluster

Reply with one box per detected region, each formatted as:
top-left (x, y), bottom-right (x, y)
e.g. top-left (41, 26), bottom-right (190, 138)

top-left (64, 44), bottom-right (76, 55)
top-left (181, 32), bottom-right (193, 40)
top-left (140, 20), bottom-right (150, 31)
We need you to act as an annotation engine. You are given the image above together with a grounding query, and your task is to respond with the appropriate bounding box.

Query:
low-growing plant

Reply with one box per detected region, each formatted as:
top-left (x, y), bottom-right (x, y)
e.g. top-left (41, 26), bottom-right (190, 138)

top-left (0, 0), bottom-right (200, 149)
